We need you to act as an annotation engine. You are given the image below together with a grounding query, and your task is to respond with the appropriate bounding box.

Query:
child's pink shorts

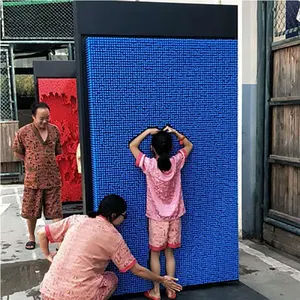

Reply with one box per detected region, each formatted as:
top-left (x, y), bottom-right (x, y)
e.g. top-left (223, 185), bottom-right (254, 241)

top-left (148, 218), bottom-right (181, 251)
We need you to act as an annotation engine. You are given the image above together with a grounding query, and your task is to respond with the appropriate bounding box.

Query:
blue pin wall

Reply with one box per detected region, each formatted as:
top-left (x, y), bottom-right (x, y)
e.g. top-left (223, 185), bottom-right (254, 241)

top-left (85, 37), bottom-right (238, 295)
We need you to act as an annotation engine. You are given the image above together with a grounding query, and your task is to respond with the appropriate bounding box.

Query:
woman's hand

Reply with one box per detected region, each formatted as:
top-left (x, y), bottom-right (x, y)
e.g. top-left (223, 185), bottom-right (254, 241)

top-left (147, 128), bottom-right (160, 135)
top-left (46, 252), bottom-right (57, 263)
top-left (161, 276), bottom-right (182, 293)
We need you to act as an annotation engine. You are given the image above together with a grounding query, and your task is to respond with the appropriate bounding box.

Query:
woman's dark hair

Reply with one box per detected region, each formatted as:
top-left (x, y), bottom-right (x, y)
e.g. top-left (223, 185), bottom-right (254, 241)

top-left (31, 102), bottom-right (50, 116)
top-left (88, 194), bottom-right (127, 222)
top-left (151, 131), bottom-right (172, 172)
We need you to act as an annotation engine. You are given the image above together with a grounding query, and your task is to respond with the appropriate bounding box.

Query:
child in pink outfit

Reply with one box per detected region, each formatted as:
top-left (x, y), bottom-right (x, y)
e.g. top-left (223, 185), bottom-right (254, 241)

top-left (129, 125), bottom-right (193, 300)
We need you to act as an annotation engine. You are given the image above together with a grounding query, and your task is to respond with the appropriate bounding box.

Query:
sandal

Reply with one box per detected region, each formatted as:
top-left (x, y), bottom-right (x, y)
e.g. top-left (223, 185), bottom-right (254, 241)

top-left (25, 241), bottom-right (36, 250)
top-left (144, 290), bottom-right (161, 300)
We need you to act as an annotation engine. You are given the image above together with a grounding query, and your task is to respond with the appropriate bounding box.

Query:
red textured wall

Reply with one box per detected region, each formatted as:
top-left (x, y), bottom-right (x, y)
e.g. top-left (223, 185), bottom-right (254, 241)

top-left (38, 78), bottom-right (82, 202)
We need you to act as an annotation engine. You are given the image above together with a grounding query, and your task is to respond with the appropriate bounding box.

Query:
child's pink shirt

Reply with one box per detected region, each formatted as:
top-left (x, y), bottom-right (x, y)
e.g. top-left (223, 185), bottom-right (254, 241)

top-left (136, 149), bottom-right (187, 221)
top-left (40, 215), bottom-right (137, 300)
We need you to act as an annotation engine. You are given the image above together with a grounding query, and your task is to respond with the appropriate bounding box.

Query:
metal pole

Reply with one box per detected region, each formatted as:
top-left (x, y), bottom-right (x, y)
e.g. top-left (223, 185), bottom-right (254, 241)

top-left (68, 43), bottom-right (74, 60)
top-left (9, 44), bottom-right (18, 121)
top-left (0, 172), bottom-right (21, 177)
top-left (255, 0), bottom-right (267, 241)
top-left (0, 1), bottom-right (5, 39)
top-left (263, 0), bottom-right (274, 222)
top-left (265, 217), bottom-right (300, 236)
top-left (4, 47), bottom-right (13, 120)
top-left (47, 51), bottom-right (52, 60)
top-left (74, 1), bottom-right (88, 215)
top-left (3, 40), bottom-right (74, 44)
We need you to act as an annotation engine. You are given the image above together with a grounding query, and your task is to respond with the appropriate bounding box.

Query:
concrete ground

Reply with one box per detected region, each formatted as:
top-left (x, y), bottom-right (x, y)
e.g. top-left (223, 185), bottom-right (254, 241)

top-left (1, 184), bottom-right (300, 300)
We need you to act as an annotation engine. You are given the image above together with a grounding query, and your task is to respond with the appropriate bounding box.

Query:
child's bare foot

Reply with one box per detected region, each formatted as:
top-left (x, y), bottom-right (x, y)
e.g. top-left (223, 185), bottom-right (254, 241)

top-left (144, 289), bottom-right (161, 300)
top-left (166, 289), bottom-right (176, 299)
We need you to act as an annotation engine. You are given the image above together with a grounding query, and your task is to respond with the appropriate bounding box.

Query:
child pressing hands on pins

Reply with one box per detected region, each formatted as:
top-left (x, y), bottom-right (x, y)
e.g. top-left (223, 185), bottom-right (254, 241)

top-left (129, 125), bottom-right (193, 300)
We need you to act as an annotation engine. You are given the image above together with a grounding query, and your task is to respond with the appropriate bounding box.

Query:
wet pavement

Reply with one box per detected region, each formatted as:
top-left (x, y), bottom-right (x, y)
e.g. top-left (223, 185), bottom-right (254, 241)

top-left (1, 185), bottom-right (300, 300)
top-left (1, 256), bottom-right (268, 300)
top-left (1, 259), bottom-right (49, 299)
top-left (1, 254), bottom-right (268, 300)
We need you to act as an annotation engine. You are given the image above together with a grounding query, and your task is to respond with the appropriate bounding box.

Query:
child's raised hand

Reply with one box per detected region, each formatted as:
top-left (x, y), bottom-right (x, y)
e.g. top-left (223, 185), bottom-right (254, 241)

top-left (147, 128), bottom-right (160, 135)
top-left (163, 125), bottom-right (176, 134)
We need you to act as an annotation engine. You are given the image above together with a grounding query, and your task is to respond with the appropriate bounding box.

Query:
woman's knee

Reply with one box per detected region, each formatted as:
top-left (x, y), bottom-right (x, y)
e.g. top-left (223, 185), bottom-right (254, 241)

top-left (101, 272), bottom-right (118, 300)
top-left (105, 271), bottom-right (118, 287)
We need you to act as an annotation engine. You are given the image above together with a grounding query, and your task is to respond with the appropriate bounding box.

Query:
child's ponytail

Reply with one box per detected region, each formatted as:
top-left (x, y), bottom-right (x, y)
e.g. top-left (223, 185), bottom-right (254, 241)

top-left (152, 131), bottom-right (173, 172)
top-left (157, 152), bottom-right (171, 171)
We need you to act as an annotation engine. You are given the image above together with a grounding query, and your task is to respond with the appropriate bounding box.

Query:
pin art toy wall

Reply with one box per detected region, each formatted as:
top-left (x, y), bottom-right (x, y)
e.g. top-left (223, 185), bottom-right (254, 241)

top-left (75, 1), bottom-right (238, 295)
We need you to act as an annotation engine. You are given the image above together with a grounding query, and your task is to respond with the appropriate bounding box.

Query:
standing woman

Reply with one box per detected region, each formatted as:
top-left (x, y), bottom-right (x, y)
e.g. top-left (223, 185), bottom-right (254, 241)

top-left (13, 102), bottom-right (63, 250)
top-left (38, 194), bottom-right (182, 300)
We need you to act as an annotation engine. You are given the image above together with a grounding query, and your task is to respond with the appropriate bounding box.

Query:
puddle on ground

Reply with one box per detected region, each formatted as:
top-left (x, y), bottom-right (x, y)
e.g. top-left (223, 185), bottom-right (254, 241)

top-left (239, 264), bottom-right (259, 275)
top-left (1, 243), bottom-right (11, 250)
top-left (1, 259), bottom-right (49, 299)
